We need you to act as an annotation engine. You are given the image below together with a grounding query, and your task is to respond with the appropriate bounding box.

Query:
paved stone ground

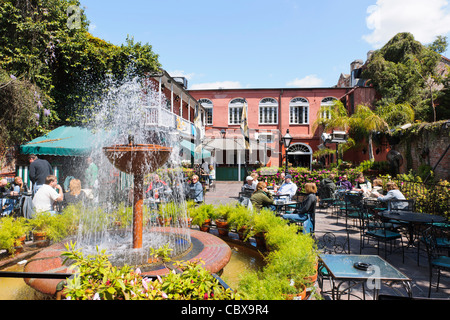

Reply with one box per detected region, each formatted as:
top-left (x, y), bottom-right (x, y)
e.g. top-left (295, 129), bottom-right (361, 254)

top-left (205, 181), bottom-right (450, 300)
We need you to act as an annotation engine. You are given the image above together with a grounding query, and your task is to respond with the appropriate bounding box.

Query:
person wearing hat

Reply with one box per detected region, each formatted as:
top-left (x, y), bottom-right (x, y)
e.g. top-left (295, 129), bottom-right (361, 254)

top-left (276, 174), bottom-right (298, 200)
top-left (241, 176), bottom-right (256, 193)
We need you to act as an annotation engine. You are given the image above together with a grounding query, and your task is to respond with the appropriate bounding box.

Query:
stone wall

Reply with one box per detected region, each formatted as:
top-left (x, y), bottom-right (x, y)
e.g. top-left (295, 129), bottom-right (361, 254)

top-left (395, 121), bottom-right (450, 181)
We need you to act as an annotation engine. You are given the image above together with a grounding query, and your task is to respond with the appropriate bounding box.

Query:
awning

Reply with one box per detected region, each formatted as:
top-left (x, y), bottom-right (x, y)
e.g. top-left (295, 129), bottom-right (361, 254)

top-left (180, 140), bottom-right (211, 159)
top-left (20, 126), bottom-right (114, 157)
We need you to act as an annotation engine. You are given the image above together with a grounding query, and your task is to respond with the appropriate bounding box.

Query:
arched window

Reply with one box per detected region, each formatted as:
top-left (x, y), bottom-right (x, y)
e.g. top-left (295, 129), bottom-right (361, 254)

top-left (289, 97), bottom-right (309, 124)
top-left (228, 98), bottom-right (246, 125)
top-left (288, 143), bottom-right (312, 154)
top-left (199, 98), bottom-right (213, 125)
top-left (259, 98), bottom-right (278, 124)
top-left (321, 97), bottom-right (337, 119)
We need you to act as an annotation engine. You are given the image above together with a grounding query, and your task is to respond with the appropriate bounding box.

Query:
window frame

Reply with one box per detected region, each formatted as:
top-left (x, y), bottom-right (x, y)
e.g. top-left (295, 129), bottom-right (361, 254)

top-left (289, 97), bottom-right (309, 125)
top-left (199, 98), bottom-right (213, 125)
top-left (228, 98), bottom-right (246, 125)
top-left (258, 97), bottom-right (278, 125)
top-left (321, 97), bottom-right (337, 120)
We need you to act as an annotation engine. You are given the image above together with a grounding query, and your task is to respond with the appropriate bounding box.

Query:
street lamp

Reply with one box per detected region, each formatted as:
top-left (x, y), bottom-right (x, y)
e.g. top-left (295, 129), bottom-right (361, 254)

top-left (281, 129), bottom-right (293, 174)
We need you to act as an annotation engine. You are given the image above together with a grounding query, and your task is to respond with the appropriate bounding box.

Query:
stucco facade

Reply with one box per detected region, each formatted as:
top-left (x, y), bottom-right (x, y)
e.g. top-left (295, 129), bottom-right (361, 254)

top-left (189, 87), bottom-right (372, 169)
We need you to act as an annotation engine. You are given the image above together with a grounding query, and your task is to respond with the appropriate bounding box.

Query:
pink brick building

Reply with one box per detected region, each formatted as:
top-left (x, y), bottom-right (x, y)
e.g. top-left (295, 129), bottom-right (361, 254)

top-left (189, 86), bottom-right (377, 177)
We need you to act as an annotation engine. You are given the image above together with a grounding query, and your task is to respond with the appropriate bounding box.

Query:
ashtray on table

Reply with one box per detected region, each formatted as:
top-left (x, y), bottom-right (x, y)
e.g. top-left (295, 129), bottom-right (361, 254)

top-left (353, 262), bottom-right (372, 271)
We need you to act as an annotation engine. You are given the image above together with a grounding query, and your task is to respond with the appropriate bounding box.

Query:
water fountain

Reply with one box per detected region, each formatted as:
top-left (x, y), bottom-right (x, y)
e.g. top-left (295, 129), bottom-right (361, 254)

top-left (23, 75), bottom-right (231, 296)
top-left (103, 135), bottom-right (172, 249)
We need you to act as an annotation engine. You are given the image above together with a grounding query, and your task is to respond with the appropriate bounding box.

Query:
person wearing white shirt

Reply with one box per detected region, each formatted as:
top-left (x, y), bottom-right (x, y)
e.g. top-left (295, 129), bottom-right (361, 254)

top-left (276, 174), bottom-right (298, 200)
top-left (32, 175), bottom-right (64, 214)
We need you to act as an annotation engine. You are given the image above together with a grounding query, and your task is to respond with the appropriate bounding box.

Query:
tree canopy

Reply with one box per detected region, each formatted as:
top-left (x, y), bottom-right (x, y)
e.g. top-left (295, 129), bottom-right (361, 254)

top-left (0, 0), bottom-right (160, 132)
top-left (362, 32), bottom-right (449, 122)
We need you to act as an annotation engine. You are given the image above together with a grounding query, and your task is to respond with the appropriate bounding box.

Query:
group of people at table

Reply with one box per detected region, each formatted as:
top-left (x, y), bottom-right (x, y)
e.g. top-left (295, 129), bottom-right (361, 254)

top-left (239, 171), bottom-right (408, 233)
top-left (0, 155), bottom-right (98, 217)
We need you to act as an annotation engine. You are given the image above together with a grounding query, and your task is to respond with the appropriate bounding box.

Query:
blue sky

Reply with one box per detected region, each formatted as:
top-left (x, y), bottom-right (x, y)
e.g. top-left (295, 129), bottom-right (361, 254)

top-left (79, 0), bottom-right (450, 89)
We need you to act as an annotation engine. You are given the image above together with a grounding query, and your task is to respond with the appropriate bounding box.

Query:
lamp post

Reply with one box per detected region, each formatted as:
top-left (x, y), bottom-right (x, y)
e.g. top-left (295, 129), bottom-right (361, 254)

top-left (281, 129), bottom-right (293, 175)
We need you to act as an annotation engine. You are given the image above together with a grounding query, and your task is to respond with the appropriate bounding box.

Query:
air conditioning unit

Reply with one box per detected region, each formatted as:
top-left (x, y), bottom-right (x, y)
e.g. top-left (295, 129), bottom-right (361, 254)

top-left (330, 131), bottom-right (348, 143)
top-left (173, 77), bottom-right (188, 89)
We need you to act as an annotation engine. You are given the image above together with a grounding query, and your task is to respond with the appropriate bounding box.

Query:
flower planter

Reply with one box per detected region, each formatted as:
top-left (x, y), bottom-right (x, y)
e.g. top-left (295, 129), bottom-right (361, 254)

top-left (199, 219), bottom-right (211, 232)
top-left (178, 217), bottom-right (192, 228)
top-left (18, 235), bottom-right (27, 246)
top-left (157, 217), bottom-right (172, 227)
top-left (147, 257), bottom-right (160, 264)
top-left (11, 246), bottom-right (24, 256)
top-left (304, 270), bottom-right (318, 287)
top-left (254, 232), bottom-right (268, 250)
top-left (33, 231), bottom-right (49, 247)
top-left (238, 226), bottom-right (249, 241)
top-left (283, 284), bottom-right (307, 300)
top-left (215, 219), bottom-right (230, 237)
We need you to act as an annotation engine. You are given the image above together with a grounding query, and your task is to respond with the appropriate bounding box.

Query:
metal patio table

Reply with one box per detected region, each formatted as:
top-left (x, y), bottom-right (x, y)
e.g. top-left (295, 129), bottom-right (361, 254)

top-left (319, 254), bottom-right (412, 300)
top-left (378, 211), bottom-right (447, 246)
top-left (272, 200), bottom-right (299, 215)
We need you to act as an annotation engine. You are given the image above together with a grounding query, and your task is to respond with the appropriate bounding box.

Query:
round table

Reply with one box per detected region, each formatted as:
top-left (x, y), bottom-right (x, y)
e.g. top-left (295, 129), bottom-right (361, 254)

top-left (378, 211), bottom-right (447, 245)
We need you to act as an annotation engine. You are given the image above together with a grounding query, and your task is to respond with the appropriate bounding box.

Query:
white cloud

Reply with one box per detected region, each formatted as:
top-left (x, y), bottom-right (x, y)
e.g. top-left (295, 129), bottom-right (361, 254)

top-left (363, 0), bottom-right (450, 48)
top-left (168, 70), bottom-right (196, 80)
top-left (190, 81), bottom-right (242, 90)
top-left (286, 75), bottom-right (324, 87)
top-left (88, 24), bottom-right (97, 32)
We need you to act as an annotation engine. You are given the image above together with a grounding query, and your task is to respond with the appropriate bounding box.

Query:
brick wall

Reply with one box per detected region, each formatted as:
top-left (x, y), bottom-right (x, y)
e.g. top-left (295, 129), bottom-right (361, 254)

top-left (395, 122), bottom-right (450, 181)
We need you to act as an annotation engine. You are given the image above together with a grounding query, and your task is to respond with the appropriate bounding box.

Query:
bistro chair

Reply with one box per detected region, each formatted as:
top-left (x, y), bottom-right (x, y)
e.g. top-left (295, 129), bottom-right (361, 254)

top-left (317, 232), bottom-right (350, 298)
top-left (238, 191), bottom-right (253, 208)
top-left (387, 199), bottom-right (415, 212)
top-left (281, 196), bottom-right (317, 234)
top-left (422, 227), bottom-right (450, 297)
top-left (343, 192), bottom-right (364, 230)
top-left (318, 184), bottom-right (336, 209)
top-left (358, 206), bottom-right (405, 263)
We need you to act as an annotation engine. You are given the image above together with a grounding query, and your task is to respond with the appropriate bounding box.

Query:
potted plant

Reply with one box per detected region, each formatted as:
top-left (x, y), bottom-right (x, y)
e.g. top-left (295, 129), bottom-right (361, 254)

top-left (60, 203), bottom-right (82, 235)
top-left (157, 202), bottom-right (177, 226)
top-left (0, 216), bottom-right (31, 255)
top-left (190, 203), bottom-right (216, 232)
top-left (28, 211), bottom-right (68, 245)
top-left (111, 203), bottom-right (133, 228)
top-left (251, 208), bottom-right (280, 250)
top-left (228, 205), bottom-right (254, 241)
top-left (214, 204), bottom-right (234, 237)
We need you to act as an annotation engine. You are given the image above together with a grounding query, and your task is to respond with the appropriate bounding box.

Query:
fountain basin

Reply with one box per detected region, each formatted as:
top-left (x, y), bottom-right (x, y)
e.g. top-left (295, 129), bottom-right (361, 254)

top-left (23, 229), bottom-right (231, 296)
top-left (103, 144), bottom-right (172, 175)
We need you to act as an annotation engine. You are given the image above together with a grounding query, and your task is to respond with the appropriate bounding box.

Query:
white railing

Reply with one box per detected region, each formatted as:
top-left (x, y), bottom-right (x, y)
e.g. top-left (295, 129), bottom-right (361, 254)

top-left (144, 105), bottom-right (177, 128)
top-left (144, 105), bottom-right (205, 139)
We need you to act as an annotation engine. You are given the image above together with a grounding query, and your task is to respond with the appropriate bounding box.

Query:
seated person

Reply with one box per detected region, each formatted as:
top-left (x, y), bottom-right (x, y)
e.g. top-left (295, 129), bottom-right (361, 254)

top-left (369, 178), bottom-right (383, 198)
top-left (276, 174), bottom-right (298, 200)
top-left (319, 173), bottom-right (337, 200)
top-left (145, 174), bottom-right (168, 199)
top-left (1, 178), bottom-right (14, 215)
top-left (187, 174), bottom-right (203, 204)
top-left (353, 173), bottom-right (372, 197)
top-left (250, 182), bottom-right (275, 212)
top-left (282, 183), bottom-right (318, 232)
top-left (272, 172), bottom-right (285, 192)
top-left (337, 174), bottom-right (352, 191)
top-left (32, 175), bottom-right (64, 214)
top-left (64, 179), bottom-right (86, 206)
top-left (250, 172), bottom-right (259, 188)
top-left (241, 176), bottom-right (255, 193)
top-left (11, 176), bottom-right (29, 194)
top-left (372, 181), bottom-right (407, 210)
top-left (2, 176), bottom-right (29, 216)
